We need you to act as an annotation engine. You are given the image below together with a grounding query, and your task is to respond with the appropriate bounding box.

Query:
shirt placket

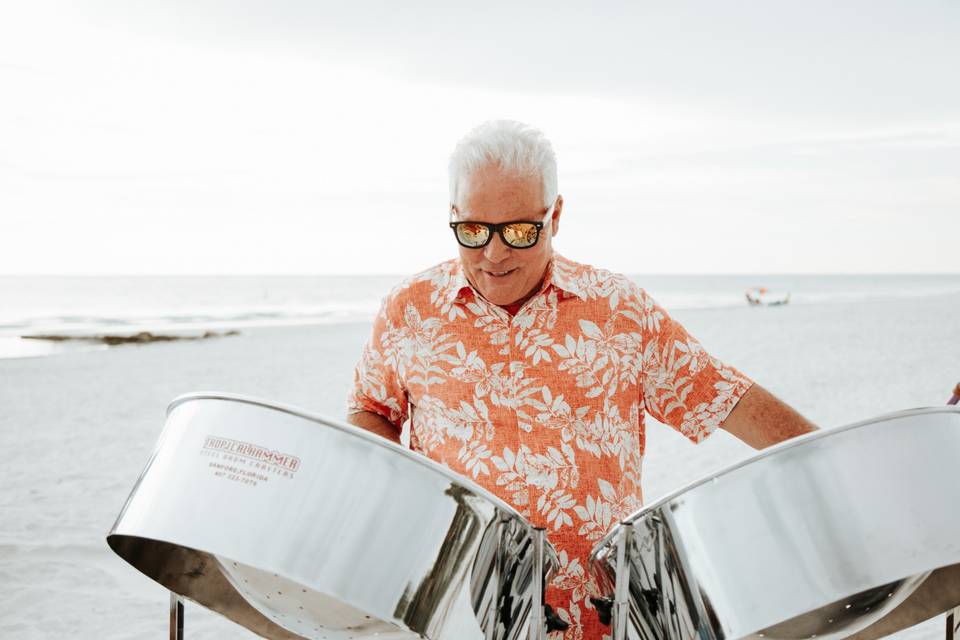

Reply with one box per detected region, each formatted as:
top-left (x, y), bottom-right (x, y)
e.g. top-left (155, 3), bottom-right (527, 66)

top-left (506, 302), bottom-right (544, 528)
top-left (457, 281), bottom-right (545, 525)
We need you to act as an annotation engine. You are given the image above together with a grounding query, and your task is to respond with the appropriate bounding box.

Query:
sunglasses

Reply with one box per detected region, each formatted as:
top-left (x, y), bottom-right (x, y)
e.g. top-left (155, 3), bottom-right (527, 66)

top-left (449, 203), bottom-right (554, 250)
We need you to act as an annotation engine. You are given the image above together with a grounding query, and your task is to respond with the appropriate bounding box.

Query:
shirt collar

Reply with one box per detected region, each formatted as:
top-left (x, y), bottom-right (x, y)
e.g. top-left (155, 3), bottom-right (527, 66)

top-left (547, 254), bottom-right (588, 300)
top-left (447, 253), bottom-right (586, 305)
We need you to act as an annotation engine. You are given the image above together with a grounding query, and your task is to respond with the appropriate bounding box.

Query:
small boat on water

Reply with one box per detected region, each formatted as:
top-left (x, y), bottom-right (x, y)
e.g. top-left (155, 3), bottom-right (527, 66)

top-left (746, 286), bottom-right (790, 306)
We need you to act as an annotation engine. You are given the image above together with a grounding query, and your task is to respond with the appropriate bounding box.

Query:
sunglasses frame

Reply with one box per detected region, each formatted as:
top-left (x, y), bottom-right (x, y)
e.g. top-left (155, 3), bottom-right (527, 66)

top-left (448, 200), bottom-right (556, 250)
top-left (449, 220), bottom-right (544, 249)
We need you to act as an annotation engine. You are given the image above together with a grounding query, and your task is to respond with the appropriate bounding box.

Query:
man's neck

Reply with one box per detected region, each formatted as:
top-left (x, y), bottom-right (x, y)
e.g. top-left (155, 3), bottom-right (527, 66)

top-left (497, 276), bottom-right (546, 314)
top-left (501, 301), bottom-right (524, 316)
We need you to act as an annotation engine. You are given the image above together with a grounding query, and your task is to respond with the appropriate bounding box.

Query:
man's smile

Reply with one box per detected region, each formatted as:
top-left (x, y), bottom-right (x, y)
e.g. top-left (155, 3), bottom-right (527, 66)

top-left (482, 268), bottom-right (517, 278)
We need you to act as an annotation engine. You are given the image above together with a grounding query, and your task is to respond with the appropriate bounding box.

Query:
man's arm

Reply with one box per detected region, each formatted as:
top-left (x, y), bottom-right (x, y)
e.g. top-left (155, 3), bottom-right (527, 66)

top-left (720, 384), bottom-right (818, 449)
top-left (347, 410), bottom-right (402, 445)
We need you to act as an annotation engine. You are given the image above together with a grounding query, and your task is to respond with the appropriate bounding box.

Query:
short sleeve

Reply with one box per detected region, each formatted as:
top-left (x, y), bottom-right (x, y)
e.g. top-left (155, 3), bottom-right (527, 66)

top-left (346, 297), bottom-right (409, 432)
top-left (638, 289), bottom-right (753, 443)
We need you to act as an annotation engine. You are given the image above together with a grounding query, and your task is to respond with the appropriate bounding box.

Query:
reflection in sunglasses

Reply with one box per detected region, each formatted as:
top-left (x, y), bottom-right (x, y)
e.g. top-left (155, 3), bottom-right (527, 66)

top-left (451, 221), bottom-right (542, 249)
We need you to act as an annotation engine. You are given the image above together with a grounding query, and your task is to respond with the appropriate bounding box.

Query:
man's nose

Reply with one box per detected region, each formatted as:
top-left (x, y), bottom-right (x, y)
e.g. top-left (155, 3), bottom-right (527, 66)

top-left (483, 232), bottom-right (511, 263)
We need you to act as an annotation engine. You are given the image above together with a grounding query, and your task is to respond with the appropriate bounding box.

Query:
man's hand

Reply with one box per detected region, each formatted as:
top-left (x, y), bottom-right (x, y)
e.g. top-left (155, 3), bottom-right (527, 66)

top-left (720, 384), bottom-right (817, 449)
top-left (347, 410), bottom-right (402, 445)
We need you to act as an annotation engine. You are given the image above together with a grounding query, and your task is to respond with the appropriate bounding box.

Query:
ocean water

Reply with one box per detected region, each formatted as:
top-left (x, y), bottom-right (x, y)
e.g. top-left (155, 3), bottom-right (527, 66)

top-left (1, 273), bottom-right (958, 359)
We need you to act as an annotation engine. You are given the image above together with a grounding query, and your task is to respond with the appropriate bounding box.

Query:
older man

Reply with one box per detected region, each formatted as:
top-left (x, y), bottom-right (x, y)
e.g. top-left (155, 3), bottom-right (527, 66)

top-left (348, 120), bottom-right (816, 638)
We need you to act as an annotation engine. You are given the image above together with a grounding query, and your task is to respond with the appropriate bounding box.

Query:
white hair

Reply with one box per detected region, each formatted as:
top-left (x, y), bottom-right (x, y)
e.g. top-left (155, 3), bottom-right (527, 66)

top-left (448, 120), bottom-right (558, 208)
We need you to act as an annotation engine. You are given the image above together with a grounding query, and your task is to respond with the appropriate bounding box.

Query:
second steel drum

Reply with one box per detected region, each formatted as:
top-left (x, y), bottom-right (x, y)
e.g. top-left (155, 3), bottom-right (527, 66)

top-left (589, 407), bottom-right (960, 640)
top-left (107, 392), bottom-right (558, 640)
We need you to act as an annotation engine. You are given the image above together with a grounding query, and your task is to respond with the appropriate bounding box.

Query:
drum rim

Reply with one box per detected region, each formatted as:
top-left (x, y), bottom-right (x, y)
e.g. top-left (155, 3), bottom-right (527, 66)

top-left (167, 391), bottom-right (537, 528)
top-left (589, 404), bottom-right (960, 554)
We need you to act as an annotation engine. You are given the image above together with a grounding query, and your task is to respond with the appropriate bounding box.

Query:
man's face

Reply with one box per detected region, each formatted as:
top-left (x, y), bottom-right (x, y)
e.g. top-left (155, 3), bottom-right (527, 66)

top-left (453, 165), bottom-right (562, 307)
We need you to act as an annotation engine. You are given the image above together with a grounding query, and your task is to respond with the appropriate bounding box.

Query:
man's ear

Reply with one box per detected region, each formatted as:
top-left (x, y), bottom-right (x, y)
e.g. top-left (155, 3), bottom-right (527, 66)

top-left (551, 195), bottom-right (563, 236)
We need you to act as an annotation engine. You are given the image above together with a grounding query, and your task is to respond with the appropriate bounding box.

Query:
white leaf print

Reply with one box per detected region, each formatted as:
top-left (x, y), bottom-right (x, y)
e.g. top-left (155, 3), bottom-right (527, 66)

top-left (579, 319), bottom-right (602, 340)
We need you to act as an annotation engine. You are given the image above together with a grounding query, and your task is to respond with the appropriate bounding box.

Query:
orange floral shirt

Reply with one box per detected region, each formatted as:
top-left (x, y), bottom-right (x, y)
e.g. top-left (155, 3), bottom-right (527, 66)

top-left (348, 254), bottom-right (753, 639)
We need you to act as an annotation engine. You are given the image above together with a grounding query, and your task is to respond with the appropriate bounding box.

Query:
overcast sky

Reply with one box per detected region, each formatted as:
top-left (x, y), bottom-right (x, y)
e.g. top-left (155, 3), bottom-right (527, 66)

top-left (1, 1), bottom-right (957, 275)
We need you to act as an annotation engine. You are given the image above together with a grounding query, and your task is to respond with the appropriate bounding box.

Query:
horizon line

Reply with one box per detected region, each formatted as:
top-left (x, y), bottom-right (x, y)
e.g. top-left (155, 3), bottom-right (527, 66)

top-left (2, 271), bottom-right (959, 278)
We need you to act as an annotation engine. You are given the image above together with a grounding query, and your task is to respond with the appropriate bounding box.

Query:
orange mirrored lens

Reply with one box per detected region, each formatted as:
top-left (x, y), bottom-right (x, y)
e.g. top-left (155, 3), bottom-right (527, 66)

top-left (456, 223), bottom-right (490, 246)
top-left (502, 223), bottom-right (539, 247)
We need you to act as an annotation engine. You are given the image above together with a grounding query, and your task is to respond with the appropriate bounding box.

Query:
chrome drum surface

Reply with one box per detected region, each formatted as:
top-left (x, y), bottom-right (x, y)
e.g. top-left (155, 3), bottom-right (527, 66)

top-left (589, 407), bottom-right (960, 640)
top-left (107, 393), bottom-right (557, 640)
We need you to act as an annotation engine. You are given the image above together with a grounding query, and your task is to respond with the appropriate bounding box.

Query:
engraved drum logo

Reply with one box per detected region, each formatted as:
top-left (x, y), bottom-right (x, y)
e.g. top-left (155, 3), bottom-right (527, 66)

top-left (200, 435), bottom-right (301, 487)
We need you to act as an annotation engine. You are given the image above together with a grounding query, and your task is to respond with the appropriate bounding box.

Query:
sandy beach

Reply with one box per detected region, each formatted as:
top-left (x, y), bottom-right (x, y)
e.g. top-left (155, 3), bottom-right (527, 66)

top-left (2, 292), bottom-right (959, 639)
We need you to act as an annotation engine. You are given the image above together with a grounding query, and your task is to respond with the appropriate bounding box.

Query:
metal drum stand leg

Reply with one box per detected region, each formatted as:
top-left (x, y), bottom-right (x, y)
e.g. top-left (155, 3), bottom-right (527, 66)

top-left (169, 592), bottom-right (184, 640)
top-left (946, 387), bottom-right (960, 640)
top-left (612, 523), bottom-right (634, 640)
top-left (948, 607), bottom-right (959, 640)
top-left (530, 527), bottom-right (546, 640)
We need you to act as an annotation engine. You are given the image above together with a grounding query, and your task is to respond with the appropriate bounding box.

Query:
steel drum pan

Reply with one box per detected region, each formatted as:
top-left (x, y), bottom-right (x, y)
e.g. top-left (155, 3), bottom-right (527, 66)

top-left (589, 406), bottom-right (960, 640)
top-left (107, 393), bottom-right (558, 640)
